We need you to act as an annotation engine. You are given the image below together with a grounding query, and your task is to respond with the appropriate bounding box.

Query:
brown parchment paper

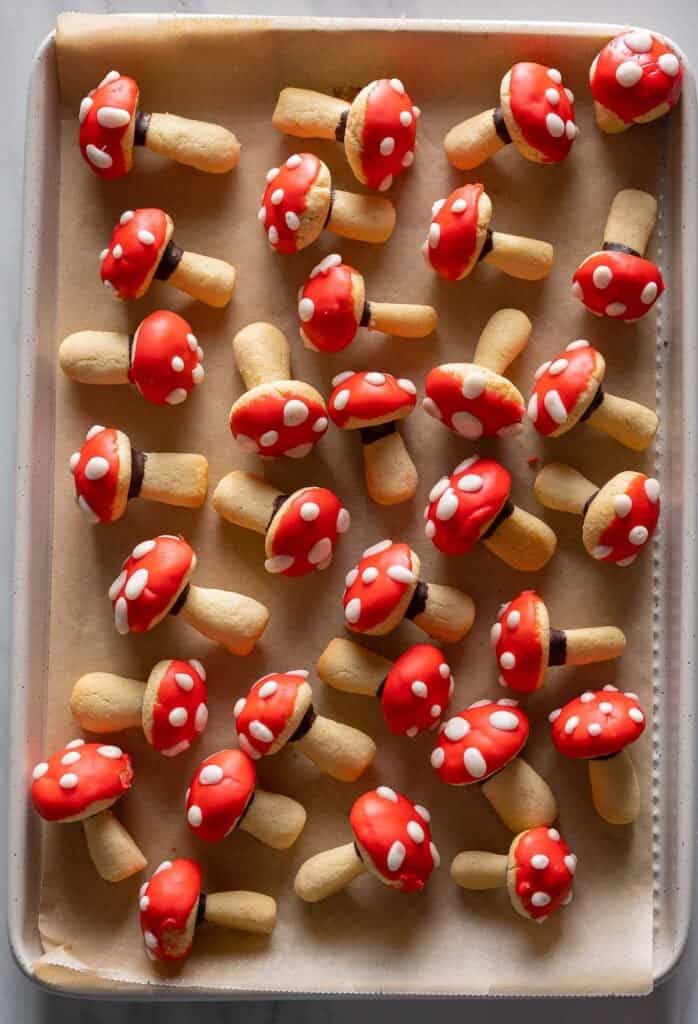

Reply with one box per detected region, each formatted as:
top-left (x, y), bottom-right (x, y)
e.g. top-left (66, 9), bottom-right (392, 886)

top-left (36, 13), bottom-right (666, 995)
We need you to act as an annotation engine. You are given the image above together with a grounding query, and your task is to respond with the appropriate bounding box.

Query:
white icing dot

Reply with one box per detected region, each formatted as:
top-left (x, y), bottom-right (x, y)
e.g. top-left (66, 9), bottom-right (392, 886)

top-left (61, 751), bottom-right (81, 766)
top-left (313, 417), bottom-right (329, 434)
top-left (165, 388), bottom-right (188, 405)
top-left (249, 720), bottom-right (274, 743)
top-left (531, 854), bottom-right (550, 870)
top-left (83, 456), bottom-right (110, 482)
top-left (59, 773), bottom-right (79, 789)
top-left (564, 715), bottom-right (580, 735)
top-left (436, 489), bottom-right (459, 522)
top-left (282, 399), bottom-right (309, 429)
top-left (489, 710), bottom-right (519, 731)
top-left (531, 891), bottom-right (552, 907)
top-left (431, 704), bottom-right (441, 718)
top-left (547, 68), bottom-right (562, 83)
top-left (257, 206), bottom-right (267, 224)
top-left (629, 525), bottom-right (649, 546)
top-left (69, 451), bottom-right (80, 473)
top-left (362, 541), bottom-right (392, 558)
top-left (464, 747), bottom-right (487, 778)
top-left (599, 701), bottom-right (614, 715)
top-left (260, 430), bottom-right (279, 448)
top-left (308, 537), bottom-right (333, 566)
top-left (603, 684), bottom-right (619, 691)
top-left (462, 370), bottom-right (486, 399)
top-left (645, 478), bottom-right (660, 503)
top-left (565, 120), bottom-right (578, 140)
top-left (490, 622), bottom-right (502, 646)
top-left (333, 388), bottom-right (351, 411)
top-left (389, 78), bottom-right (405, 94)
top-left (112, 244), bottom-right (123, 260)
top-left (376, 786), bottom-right (398, 802)
top-left (169, 707), bottom-right (188, 728)
top-left (641, 281), bottom-right (658, 304)
top-left (566, 339), bottom-right (590, 351)
top-left (265, 554), bottom-right (295, 574)
top-left (86, 145), bottom-right (112, 169)
top-left (544, 389), bottom-right (568, 425)
top-left (431, 198), bottom-right (446, 217)
top-left (345, 598), bottom-right (362, 624)
top-left (380, 137), bottom-right (395, 156)
top-left (425, 521), bottom-right (436, 540)
top-left (154, 860), bottom-right (172, 875)
top-left (499, 652), bottom-right (516, 670)
top-left (546, 113), bottom-right (565, 138)
top-left (233, 698), bottom-right (246, 719)
top-left (268, 226), bottom-right (279, 246)
top-left (140, 895), bottom-right (150, 911)
top-left (548, 708), bottom-right (561, 722)
top-left (268, 188), bottom-right (284, 207)
top-left (400, 110), bottom-right (413, 127)
top-left (572, 281), bottom-right (583, 300)
top-left (592, 264), bottom-right (613, 289)
top-left (200, 764), bottom-right (224, 785)
top-left (345, 568), bottom-right (359, 588)
top-left (125, 567), bottom-right (149, 601)
top-left (549, 358), bottom-right (569, 377)
top-left (266, 167), bottom-right (280, 183)
top-left (387, 840), bottom-right (406, 872)
top-left (606, 301), bottom-right (628, 318)
top-left (659, 53), bottom-right (680, 77)
top-left (507, 610), bottom-right (521, 629)
top-left (415, 804), bottom-right (431, 823)
top-left (362, 567), bottom-right (379, 584)
top-left (66, 739), bottom-right (85, 749)
top-left (457, 474), bottom-right (484, 495)
top-left (407, 821), bottom-right (425, 844)
top-left (428, 223), bottom-right (441, 249)
top-left (451, 198), bottom-right (468, 214)
top-left (534, 361), bottom-right (552, 381)
top-left (175, 673), bottom-right (194, 692)
top-left (444, 717), bottom-right (469, 741)
top-left (378, 174), bottom-right (393, 192)
top-left (131, 540), bottom-right (156, 560)
top-left (593, 545), bottom-right (613, 560)
top-left (527, 393), bottom-right (539, 423)
top-left (144, 931), bottom-right (159, 949)
top-left (120, 210), bottom-right (134, 225)
top-left (452, 410), bottom-right (483, 439)
top-left (137, 229), bottom-right (155, 245)
top-left (439, 663), bottom-right (450, 679)
top-left (565, 853), bottom-right (577, 874)
top-left (565, 88), bottom-right (575, 103)
top-left (187, 805), bottom-right (203, 827)
top-left (625, 29), bottom-right (653, 52)
top-left (616, 60), bottom-right (643, 88)
top-left (429, 477), bottom-right (450, 503)
top-left (114, 596), bottom-right (129, 634)
top-left (406, 726), bottom-right (418, 738)
top-left (588, 723), bottom-right (602, 736)
top-left (545, 88), bottom-right (559, 104)
top-left (401, 152), bottom-right (414, 172)
top-left (78, 96), bottom-right (93, 123)
top-left (430, 747), bottom-right (445, 769)
top-left (411, 680), bottom-right (428, 698)
top-left (387, 565), bottom-right (416, 585)
top-left (32, 762), bottom-right (49, 780)
top-left (629, 707), bottom-right (644, 723)
top-left (580, 691), bottom-right (595, 703)
top-left (548, 828), bottom-right (560, 841)
top-left (365, 372), bottom-right (387, 387)
top-left (612, 493), bottom-right (633, 519)
top-left (97, 106), bottom-right (131, 129)
top-left (86, 424), bottom-right (105, 441)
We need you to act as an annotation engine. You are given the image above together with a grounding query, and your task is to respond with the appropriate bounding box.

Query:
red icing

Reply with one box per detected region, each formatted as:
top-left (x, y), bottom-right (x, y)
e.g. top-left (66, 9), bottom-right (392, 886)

top-left (350, 788), bottom-right (436, 891)
top-left (355, 79), bottom-right (417, 191)
top-left (329, 371), bottom-right (416, 428)
top-left (528, 341), bottom-right (600, 436)
top-left (493, 591), bottom-right (546, 694)
top-left (512, 826), bottom-right (575, 921)
top-left (185, 748), bottom-right (256, 842)
top-left (425, 184), bottom-right (485, 282)
top-left (298, 258), bottom-right (359, 352)
top-left (267, 487), bottom-right (349, 577)
top-left (71, 425), bottom-right (121, 523)
top-left (149, 659), bottom-right (208, 755)
top-left (234, 671), bottom-right (308, 758)
top-left (593, 473), bottom-right (660, 564)
top-left (31, 740), bottom-right (133, 822)
top-left (507, 62), bottom-right (577, 163)
top-left (381, 644), bottom-right (453, 736)
top-left (591, 31), bottom-right (683, 125)
top-left (431, 699), bottom-right (529, 785)
top-left (79, 72), bottom-right (138, 180)
top-left (343, 541), bottom-right (417, 633)
top-left (130, 310), bottom-right (204, 406)
top-left (573, 251), bottom-right (664, 321)
top-left (109, 535), bottom-right (194, 634)
top-left (100, 209), bottom-right (169, 300)
top-left (424, 365), bottom-right (523, 439)
top-left (139, 858), bottom-right (201, 963)
top-left (230, 387), bottom-right (328, 458)
top-left (550, 686), bottom-right (646, 758)
top-left (425, 457), bottom-right (511, 556)
top-left (260, 153), bottom-right (323, 254)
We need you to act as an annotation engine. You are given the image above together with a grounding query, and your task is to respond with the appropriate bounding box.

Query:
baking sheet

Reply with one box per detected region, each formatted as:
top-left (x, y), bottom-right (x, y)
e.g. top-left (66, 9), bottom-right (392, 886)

top-left (29, 12), bottom-right (671, 995)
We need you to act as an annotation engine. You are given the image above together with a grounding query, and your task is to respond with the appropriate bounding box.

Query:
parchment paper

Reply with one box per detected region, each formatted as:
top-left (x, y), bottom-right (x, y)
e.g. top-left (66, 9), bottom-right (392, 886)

top-left (35, 12), bottom-right (665, 995)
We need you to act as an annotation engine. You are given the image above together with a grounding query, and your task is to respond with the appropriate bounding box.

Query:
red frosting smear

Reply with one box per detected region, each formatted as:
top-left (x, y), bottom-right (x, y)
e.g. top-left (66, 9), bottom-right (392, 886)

top-left (31, 740), bottom-right (133, 822)
top-left (593, 473), bottom-right (660, 564)
top-left (329, 371), bottom-right (416, 428)
top-left (573, 251), bottom-right (664, 321)
top-left (139, 858), bottom-right (202, 963)
top-left (512, 826), bottom-right (575, 921)
top-left (528, 341), bottom-right (599, 436)
top-left (78, 72), bottom-right (138, 180)
top-left (71, 425), bottom-right (121, 523)
top-left (357, 79), bottom-right (418, 191)
top-left (260, 153), bottom-right (322, 254)
top-left (431, 699), bottom-right (528, 785)
top-left (149, 659), bottom-right (208, 755)
top-left (425, 456), bottom-right (511, 556)
top-left (299, 258), bottom-right (359, 352)
top-left (130, 310), bottom-right (204, 406)
top-left (350, 788), bottom-right (437, 891)
top-left (591, 31), bottom-right (683, 125)
top-left (508, 62), bottom-right (577, 163)
top-left (234, 671), bottom-right (308, 758)
top-left (425, 365), bottom-right (523, 439)
top-left (109, 535), bottom-right (194, 634)
top-left (230, 388), bottom-right (328, 458)
top-left (343, 541), bottom-right (417, 633)
top-left (268, 487), bottom-right (348, 577)
top-left (425, 184), bottom-right (484, 282)
top-left (493, 591), bottom-right (546, 693)
top-left (185, 748), bottom-right (256, 842)
top-left (381, 644), bottom-right (453, 736)
top-left (100, 208), bottom-right (169, 300)
top-left (550, 686), bottom-right (646, 758)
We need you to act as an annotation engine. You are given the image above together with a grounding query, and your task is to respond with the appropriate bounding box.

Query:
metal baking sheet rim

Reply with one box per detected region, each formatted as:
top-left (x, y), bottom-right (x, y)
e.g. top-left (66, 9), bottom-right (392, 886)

top-left (7, 19), bottom-right (697, 999)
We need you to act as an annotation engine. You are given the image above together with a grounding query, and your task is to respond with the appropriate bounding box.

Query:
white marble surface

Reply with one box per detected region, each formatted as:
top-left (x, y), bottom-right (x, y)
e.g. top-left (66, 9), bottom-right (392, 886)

top-left (2, 1), bottom-right (696, 1020)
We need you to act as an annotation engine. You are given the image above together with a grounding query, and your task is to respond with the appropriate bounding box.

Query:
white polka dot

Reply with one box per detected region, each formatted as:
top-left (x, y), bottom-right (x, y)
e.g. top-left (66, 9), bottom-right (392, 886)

top-left (645, 478), bottom-right (660, 503)
top-left (564, 853), bottom-right (577, 874)
top-left (625, 29), bottom-right (653, 52)
top-left (548, 708), bottom-right (561, 722)
top-left (599, 702), bottom-right (614, 715)
top-left (86, 145), bottom-right (113, 169)
top-left (411, 680), bottom-right (428, 698)
top-left (402, 150), bottom-right (415, 168)
top-left (380, 137), bottom-right (395, 156)
top-left (268, 226), bottom-right (279, 245)
top-left (548, 828), bottom-right (560, 841)
top-left (387, 565), bottom-right (416, 585)
top-left (169, 707), bottom-right (188, 728)
top-left (436, 489), bottom-right (459, 521)
top-left (165, 388), bottom-right (188, 405)
top-left (114, 596), bottom-right (129, 634)
top-left (580, 692), bottom-right (595, 703)
top-left (547, 68), bottom-right (562, 83)
top-left (333, 389), bottom-right (351, 412)
top-left (462, 370), bottom-right (487, 400)
top-left (425, 521), bottom-right (436, 539)
top-left (564, 715), bottom-right (580, 734)
top-left (66, 739), bottom-right (85, 749)
top-left (249, 720), bottom-right (274, 743)
top-left (298, 297), bottom-right (315, 322)
top-left (387, 841), bottom-right (406, 872)
top-left (260, 430), bottom-right (279, 448)
top-left (171, 355), bottom-right (184, 373)
top-left (535, 361), bottom-right (552, 381)
top-left (588, 723), bottom-right (602, 736)
top-left (257, 207), bottom-right (267, 224)
top-left (125, 568), bottom-right (149, 601)
top-left (415, 804), bottom-right (431, 823)
top-left (565, 120), bottom-right (578, 140)
top-left (431, 704), bottom-right (442, 718)
top-left (61, 751), bottom-right (81, 766)
top-left (400, 110), bottom-right (413, 127)
top-left (365, 372), bottom-right (386, 386)
top-left (32, 762), bottom-right (49, 780)
top-left (258, 680), bottom-right (278, 699)
top-left (659, 53), bottom-right (680, 77)
top-left (376, 786), bottom-right (398, 802)
top-left (457, 475), bottom-right (484, 495)
top-left (314, 416), bottom-right (329, 434)
top-left (444, 717), bottom-right (469, 741)
top-left (406, 726), bottom-right (418, 738)
top-left (187, 805), bottom-right (203, 827)
top-left (233, 698), bottom-right (246, 718)
top-left (499, 652), bottom-right (516, 670)
top-left (378, 174), bottom-right (393, 191)
top-left (572, 281), bottom-right (583, 300)
top-left (616, 60), bottom-right (643, 87)
top-left (299, 501), bottom-right (320, 522)
top-left (641, 281), bottom-right (659, 304)
top-left (629, 707), bottom-right (644, 724)
top-left (606, 302), bottom-right (628, 317)
top-left (549, 358), bottom-right (569, 377)
top-left (490, 622), bottom-right (502, 646)
top-left (345, 568), bottom-right (359, 588)
top-left (593, 545), bottom-right (613, 560)
top-left (308, 537), bottom-right (333, 565)
top-left (489, 710), bottom-right (519, 731)
top-left (593, 265), bottom-right (613, 289)
top-left (200, 764), bottom-right (224, 785)
top-left (59, 773), bottom-right (78, 789)
top-left (546, 113), bottom-right (565, 138)
top-left (144, 931), bottom-right (159, 949)
top-left (451, 198), bottom-right (468, 214)
top-left (507, 610), bottom-right (520, 630)
top-left (614, 494), bottom-right (633, 517)
top-left (532, 891), bottom-right (551, 907)
top-left (140, 895), bottom-right (150, 911)
top-left (175, 673), bottom-right (194, 692)
top-left (629, 525), bottom-right (649, 546)
top-left (452, 410), bottom-right (484, 439)
top-left (137, 229), bottom-right (155, 245)
top-left (527, 393), bottom-right (539, 423)
top-left (428, 223), bottom-right (441, 248)
top-left (531, 854), bottom-right (549, 870)
top-left (431, 747), bottom-right (445, 769)
top-left (431, 199), bottom-right (446, 217)
top-left (464, 747), bottom-right (487, 778)
top-left (544, 389), bottom-right (568, 425)
top-left (407, 821), bottom-right (425, 844)
top-left (389, 78), bottom-right (405, 94)
top-left (265, 554), bottom-right (294, 574)
top-left (439, 663), bottom-right (450, 679)
top-left (345, 598), bottom-right (362, 624)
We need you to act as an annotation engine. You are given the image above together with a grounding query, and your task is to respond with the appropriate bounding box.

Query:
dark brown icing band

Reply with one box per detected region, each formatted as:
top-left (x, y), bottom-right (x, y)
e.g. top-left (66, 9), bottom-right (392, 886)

top-left (128, 449), bottom-right (146, 499)
top-left (359, 421), bottom-right (397, 445)
top-left (405, 581), bottom-right (428, 622)
top-left (289, 704), bottom-right (317, 743)
top-left (548, 628), bottom-right (567, 667)
top-left (155, 240), bottom-right (183, 281)
top-left (493, 107), bottom-right (512, 145)
top-left (481, 499), bottom-right (514, 540)
top-left (602, 241), bottom-right (642, 258)
top-left (133, 109), bottom-right (150, 147)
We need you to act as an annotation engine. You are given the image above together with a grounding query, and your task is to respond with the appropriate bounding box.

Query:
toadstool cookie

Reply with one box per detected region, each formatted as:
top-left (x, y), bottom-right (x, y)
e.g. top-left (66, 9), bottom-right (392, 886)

top-left (589, 30), bottom-right (682, 133)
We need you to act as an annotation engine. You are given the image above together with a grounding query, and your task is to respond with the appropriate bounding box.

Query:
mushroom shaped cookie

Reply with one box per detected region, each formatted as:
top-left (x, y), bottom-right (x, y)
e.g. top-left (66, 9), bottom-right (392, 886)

top-left (100, 208), bottom-right (235, 307)
top-left (343, 540), bottom-right (475, 644)
top-left (233, 670), bottom-right (376, 782)
top-left (213, 471), bottom-right (350, 576)
top-left (273, 78), bottom-right (419, 191)
top-left (70, 658), bottom-right (208, 757)
top-left (59, 310), bottom-right (205, 407)
top-left (318, 638), bottom-right (454, 737)
top-left (445, 62), bottom-right (578, 170)
top-left (534, 464), bottom-right (660, 566)
top-left (139, 858), bottom-right (276, 964)
top-left (492, 590), bottom-right (626, 694)
top-left (424, 184), bottom-right (554, 283)
top-left (451, 826), bottom-right (576, 923)
top-left (229, 322), bottom-right (328, 459)
top-left (328, 370), bottom-right (418, 506)
top-left (79, 70), bottom-right (239, 178)
top-left (185, 748), bottom-right (306, 850)
top-left (258, 154), bottom-right (395, 254)
top-left (549, 686), bottom-right (646, 824)
top-left (70, 424), bottom-right (208, 523)
top-left (572, 190), bottom-right (664, 320)
top-left (31, 740), bottom-right (146, 882)
top-left (527, 340), bottom-right (658, 451)
top-left (431, 699), bottom-right (557, 833)
top-left (425, 457), bottom-right (557, 572)
top-left (294, 787), bottom-right (438, 902)
top-left (298, 254), bottom-right (437, 353)
top-left (108, 534), bottom-right (269, 653)
top-left (424, 309), bottom-right (530, 440)
top-left (589, 30), bottom-right (683, 133)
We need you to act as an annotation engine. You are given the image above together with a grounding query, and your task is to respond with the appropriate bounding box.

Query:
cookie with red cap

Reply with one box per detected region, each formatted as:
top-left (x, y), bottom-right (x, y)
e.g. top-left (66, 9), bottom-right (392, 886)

top-left (589, 30), bottom-right (682, 133)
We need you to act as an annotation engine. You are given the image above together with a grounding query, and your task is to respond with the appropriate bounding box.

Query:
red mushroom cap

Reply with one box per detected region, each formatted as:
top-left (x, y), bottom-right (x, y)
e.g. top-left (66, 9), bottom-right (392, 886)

top-left (185, 748), bottom-right (256, 842)
top-left (297, 256), bottom-right (363, 353)
top-left (259, 153), bottom-right (326, 254)
top-left (549, 685), bottom-right (646, 758)
top-left (130, 310), bottom-right (205, 406)
top-left (587, 473), bottom-right (660, 565)
top-left (146, 659), bottom-right (208, 756)
top-left (590, 30), bottom-right (683, 127)
top-left (349, 788), bottom-right (438, 891)
top-left (100, 208), bottom-right (171, 300)
top-left (108, 535), bottom-right (195, 635)
top-left (69, 425), bottom-right (127, 523)
top-left (381, 645), bottom-right (454, 737)
top-left (78, 71), bottom-right (138, 179)
top-left (492, 591), bottom-right (548, 694)
top-left (527, 340), bottom-right (604, 436)
top-left (424, 183), bottom-right (488, 282)
top-left (265, 486), bottom-right (351, 577)
top-left (509, 826), bottom-right (576, 922)
top-left (233, 670), bottom-right (311, 760)
top-left (139, 858), bottom-right (201, 963)
top-left (343, 540), bottom-right (419, 634)
top-left (230, 384), bottom-right (328, 459)
top-left (430, 698), bottom-right (528, 784)
top-left (503, 63), bottom-right (578, 163)
top-left (572, 251), bottom-right (664, 321)
top-left (424, 456), bottom-right (511, 556)
top-left (424, 364), bottom-right (524, 439)
top-left (31, 739), bottom-right (133, 823)
top-left (329, 370), bottom-right (417, 429)
top-left (347, 78), bottom-right (418, 191)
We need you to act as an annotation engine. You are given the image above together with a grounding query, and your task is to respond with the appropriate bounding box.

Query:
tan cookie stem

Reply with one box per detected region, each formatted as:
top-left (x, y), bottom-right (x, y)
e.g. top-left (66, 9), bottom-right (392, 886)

top-left (82, 809), bottom-right (147, 882)
top-left (239, 788), bottom-right (306, 850)
top-left (272, 88), bottom-right (350, 140)
top-left (409, 582), bottom-right (476, 644)
top-left (534, 463), bottom-right (597, 516)
top-left (202, 891), bottom-right (276, 933)
top-left (138, 452), bottom-right (208, 508)
top-left (327, 191), bottom-right (395, 244)
top-left (316, 637), bottom-right (392, 698)
top-left (233, 322), bottom-right (290, 389)
top-left (58, 330), bottom-right (131, 386)
top-left (559, 626), bottom-right (626, 666)
top-left (293, 713), bottom-right (376, 782)
top-left (603, 189), bottom-right (657, 257)
top-left (366, 301), bottom-right (438, 338)
top-left (361, 428), bottom-right (418, 506)
top-left (482, 231), bottom-right (554, 281)
top-left (141, 111), bottom-right (240, 174)
top-left (482, 504), bottom-right (557, 572)
top-left (480, 757), bottom-right (558, 832)
top-left (212, 471), bottom-right (280, 535)
top-left (473, 308), bottom-right (532, 374)
top-left (178, 585), bottom-right (269, 655)
top-left (588, 748), bottom-right (640, 825)
top-left (70, 671), bottom-right (145, 733)
top-left (167, 250), bottom-right (236, 308)
top-left (294, 842), bottom-right (366, 902)
top-left (451, 850), bottom-right (508, 890)
top-left (586, 393), bottom-right (659, 452)
top-left (444, 108), bottom-right (507, 170)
